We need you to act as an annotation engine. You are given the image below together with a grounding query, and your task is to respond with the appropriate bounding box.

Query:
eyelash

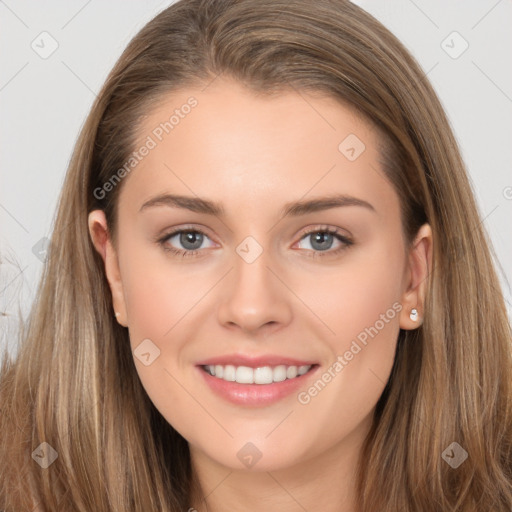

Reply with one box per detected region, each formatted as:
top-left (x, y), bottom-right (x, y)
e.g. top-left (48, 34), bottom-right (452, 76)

top-left (157, 225), bottom-right (354, 259)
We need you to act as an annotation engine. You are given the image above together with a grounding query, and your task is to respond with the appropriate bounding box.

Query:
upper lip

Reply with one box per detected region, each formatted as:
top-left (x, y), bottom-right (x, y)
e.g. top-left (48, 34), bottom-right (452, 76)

top-left (196, 354), bottom-right (318, 368)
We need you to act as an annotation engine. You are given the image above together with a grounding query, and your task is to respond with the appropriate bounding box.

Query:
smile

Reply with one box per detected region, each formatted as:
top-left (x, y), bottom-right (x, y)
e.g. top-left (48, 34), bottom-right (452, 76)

top-left (197, 362), bottom-right (319, 407)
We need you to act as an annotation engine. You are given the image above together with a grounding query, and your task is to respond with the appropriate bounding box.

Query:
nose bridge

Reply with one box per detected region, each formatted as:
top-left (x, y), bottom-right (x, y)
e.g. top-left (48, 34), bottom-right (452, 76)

top-left (216, 234), bottom-right (292, 332)
top-left (234, 234), bottom-right (273, 290)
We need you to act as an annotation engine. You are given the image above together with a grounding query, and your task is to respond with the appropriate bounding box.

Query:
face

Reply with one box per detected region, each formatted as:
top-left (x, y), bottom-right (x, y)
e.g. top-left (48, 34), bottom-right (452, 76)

top-left (89, 77), bottom-right (431, 474)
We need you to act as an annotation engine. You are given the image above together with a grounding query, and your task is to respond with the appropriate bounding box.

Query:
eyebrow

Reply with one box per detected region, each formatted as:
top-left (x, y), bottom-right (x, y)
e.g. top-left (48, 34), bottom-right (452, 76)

top-left (139, 193), bottom-right (376, 217)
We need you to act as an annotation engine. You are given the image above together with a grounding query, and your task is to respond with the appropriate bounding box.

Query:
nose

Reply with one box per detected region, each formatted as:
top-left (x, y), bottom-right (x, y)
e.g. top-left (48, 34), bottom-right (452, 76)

top-left (216, 242), bottom-right (293, 336)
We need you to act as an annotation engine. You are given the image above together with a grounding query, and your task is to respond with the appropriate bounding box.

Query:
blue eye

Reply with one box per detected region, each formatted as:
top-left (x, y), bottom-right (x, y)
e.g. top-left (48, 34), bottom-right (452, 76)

top-left (159, 228), bottom-right (214, 257)
top-left (296, 226), bottom-right (354, 258)
top-left (157, 225), bottom-right (353, 258)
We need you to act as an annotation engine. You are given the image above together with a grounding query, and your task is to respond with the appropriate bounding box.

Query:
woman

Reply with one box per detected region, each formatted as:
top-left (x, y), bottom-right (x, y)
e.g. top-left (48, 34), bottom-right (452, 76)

top-left (1, 0), bottom-right (511, 510)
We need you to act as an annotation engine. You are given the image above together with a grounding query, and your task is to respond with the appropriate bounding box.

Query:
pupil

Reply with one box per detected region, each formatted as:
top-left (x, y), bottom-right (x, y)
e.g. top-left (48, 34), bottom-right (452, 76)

top-left (181, 231), bottom-right (203, 250)
top-left (312, 232), bottom-right (333, 251)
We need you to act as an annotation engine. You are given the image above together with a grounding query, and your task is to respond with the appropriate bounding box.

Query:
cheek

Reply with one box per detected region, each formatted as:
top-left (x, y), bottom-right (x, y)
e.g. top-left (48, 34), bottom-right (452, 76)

top-left (120, 246), bottom-right (205, 343)
top-left (291, 242), bottom-right (403, 425)
top-left (119, 251), bottom-right (205, 439)
top-left (297, 239), bottom-right (405, 352)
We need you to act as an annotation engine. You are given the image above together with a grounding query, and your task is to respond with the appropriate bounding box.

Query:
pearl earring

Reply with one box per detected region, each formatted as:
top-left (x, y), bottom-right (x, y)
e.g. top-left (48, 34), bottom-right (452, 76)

top-left (410, 308), bottom-right (419, 322)
top-left (115, 312), bottom-right (120, 318)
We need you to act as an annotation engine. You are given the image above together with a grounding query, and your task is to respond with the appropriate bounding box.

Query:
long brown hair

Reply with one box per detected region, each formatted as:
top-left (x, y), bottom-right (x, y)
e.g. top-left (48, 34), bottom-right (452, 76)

top-left (1, 0), bottom-right (511, 510)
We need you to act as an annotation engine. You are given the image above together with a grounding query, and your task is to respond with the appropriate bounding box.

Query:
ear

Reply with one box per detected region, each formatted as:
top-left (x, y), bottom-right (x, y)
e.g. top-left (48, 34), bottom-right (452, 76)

top-left (399, 223), bottom-right (433, 330)
top-left (88, 210), bottom-right (128, 327)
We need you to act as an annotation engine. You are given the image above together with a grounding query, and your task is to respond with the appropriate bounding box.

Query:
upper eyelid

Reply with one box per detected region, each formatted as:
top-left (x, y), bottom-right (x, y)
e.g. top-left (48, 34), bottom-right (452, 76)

top-left (159, 225), bottom-right (216, 243)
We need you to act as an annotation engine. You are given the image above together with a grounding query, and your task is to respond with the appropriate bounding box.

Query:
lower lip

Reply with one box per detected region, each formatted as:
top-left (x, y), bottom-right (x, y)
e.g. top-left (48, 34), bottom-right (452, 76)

top-left (196, 365), bottom-right (319, 407)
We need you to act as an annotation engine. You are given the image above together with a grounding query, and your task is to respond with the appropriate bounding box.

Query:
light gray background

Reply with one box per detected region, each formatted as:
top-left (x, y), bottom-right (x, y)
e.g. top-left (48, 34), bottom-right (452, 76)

top-left (1, 0), bottom-right (511, 358)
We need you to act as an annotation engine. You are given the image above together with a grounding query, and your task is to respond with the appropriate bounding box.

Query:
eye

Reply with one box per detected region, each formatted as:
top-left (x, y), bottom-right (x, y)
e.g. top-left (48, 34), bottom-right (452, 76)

top-left (295, 226), bottom-right (354, 257)
top-left (158, 227), bottom-right (215, 257)
top-left (157, 225), bottom-right (354, 259)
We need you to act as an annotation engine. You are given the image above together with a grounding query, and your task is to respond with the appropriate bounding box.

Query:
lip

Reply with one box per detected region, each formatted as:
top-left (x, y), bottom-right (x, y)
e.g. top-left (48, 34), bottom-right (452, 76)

top-left (196, 354), bottom-right (318, 368)
top-left (196, 361), bottom-right (320, 407)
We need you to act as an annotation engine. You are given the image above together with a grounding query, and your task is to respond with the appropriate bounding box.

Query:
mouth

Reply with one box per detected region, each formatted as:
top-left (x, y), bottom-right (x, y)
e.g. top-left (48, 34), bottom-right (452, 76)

top-left (196, 360), bottom-right (319, 407)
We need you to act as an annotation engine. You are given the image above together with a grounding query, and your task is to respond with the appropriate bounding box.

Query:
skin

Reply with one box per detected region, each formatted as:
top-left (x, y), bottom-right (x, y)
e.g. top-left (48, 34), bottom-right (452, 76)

top-left (89, 77), bottom-right (432, 512)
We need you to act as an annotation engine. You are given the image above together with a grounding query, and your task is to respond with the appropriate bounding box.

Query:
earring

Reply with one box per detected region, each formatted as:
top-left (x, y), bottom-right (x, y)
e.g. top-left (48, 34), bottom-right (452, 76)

top-left (410, 308), bottom-right (419, 322)
top-left (115, 312), bottom-right (120, 318)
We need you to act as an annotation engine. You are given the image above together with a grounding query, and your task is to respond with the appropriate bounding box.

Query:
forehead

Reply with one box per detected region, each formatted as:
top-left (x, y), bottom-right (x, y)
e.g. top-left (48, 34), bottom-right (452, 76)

top-left (121, 78), bottom-right (397, 220)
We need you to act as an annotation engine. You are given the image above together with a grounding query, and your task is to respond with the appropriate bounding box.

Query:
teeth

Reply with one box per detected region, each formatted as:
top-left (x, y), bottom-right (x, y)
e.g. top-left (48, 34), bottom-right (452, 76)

top-left (298, 365), bottom-right (310, 376)
top-left (286, 366), bottom-right (298, 379)
top-left (254, 366), bottom-right (273, 384)
top-left (203, 364), bottom-right (313, 384)
top-left (236, 365), bottom-right (254, 384)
